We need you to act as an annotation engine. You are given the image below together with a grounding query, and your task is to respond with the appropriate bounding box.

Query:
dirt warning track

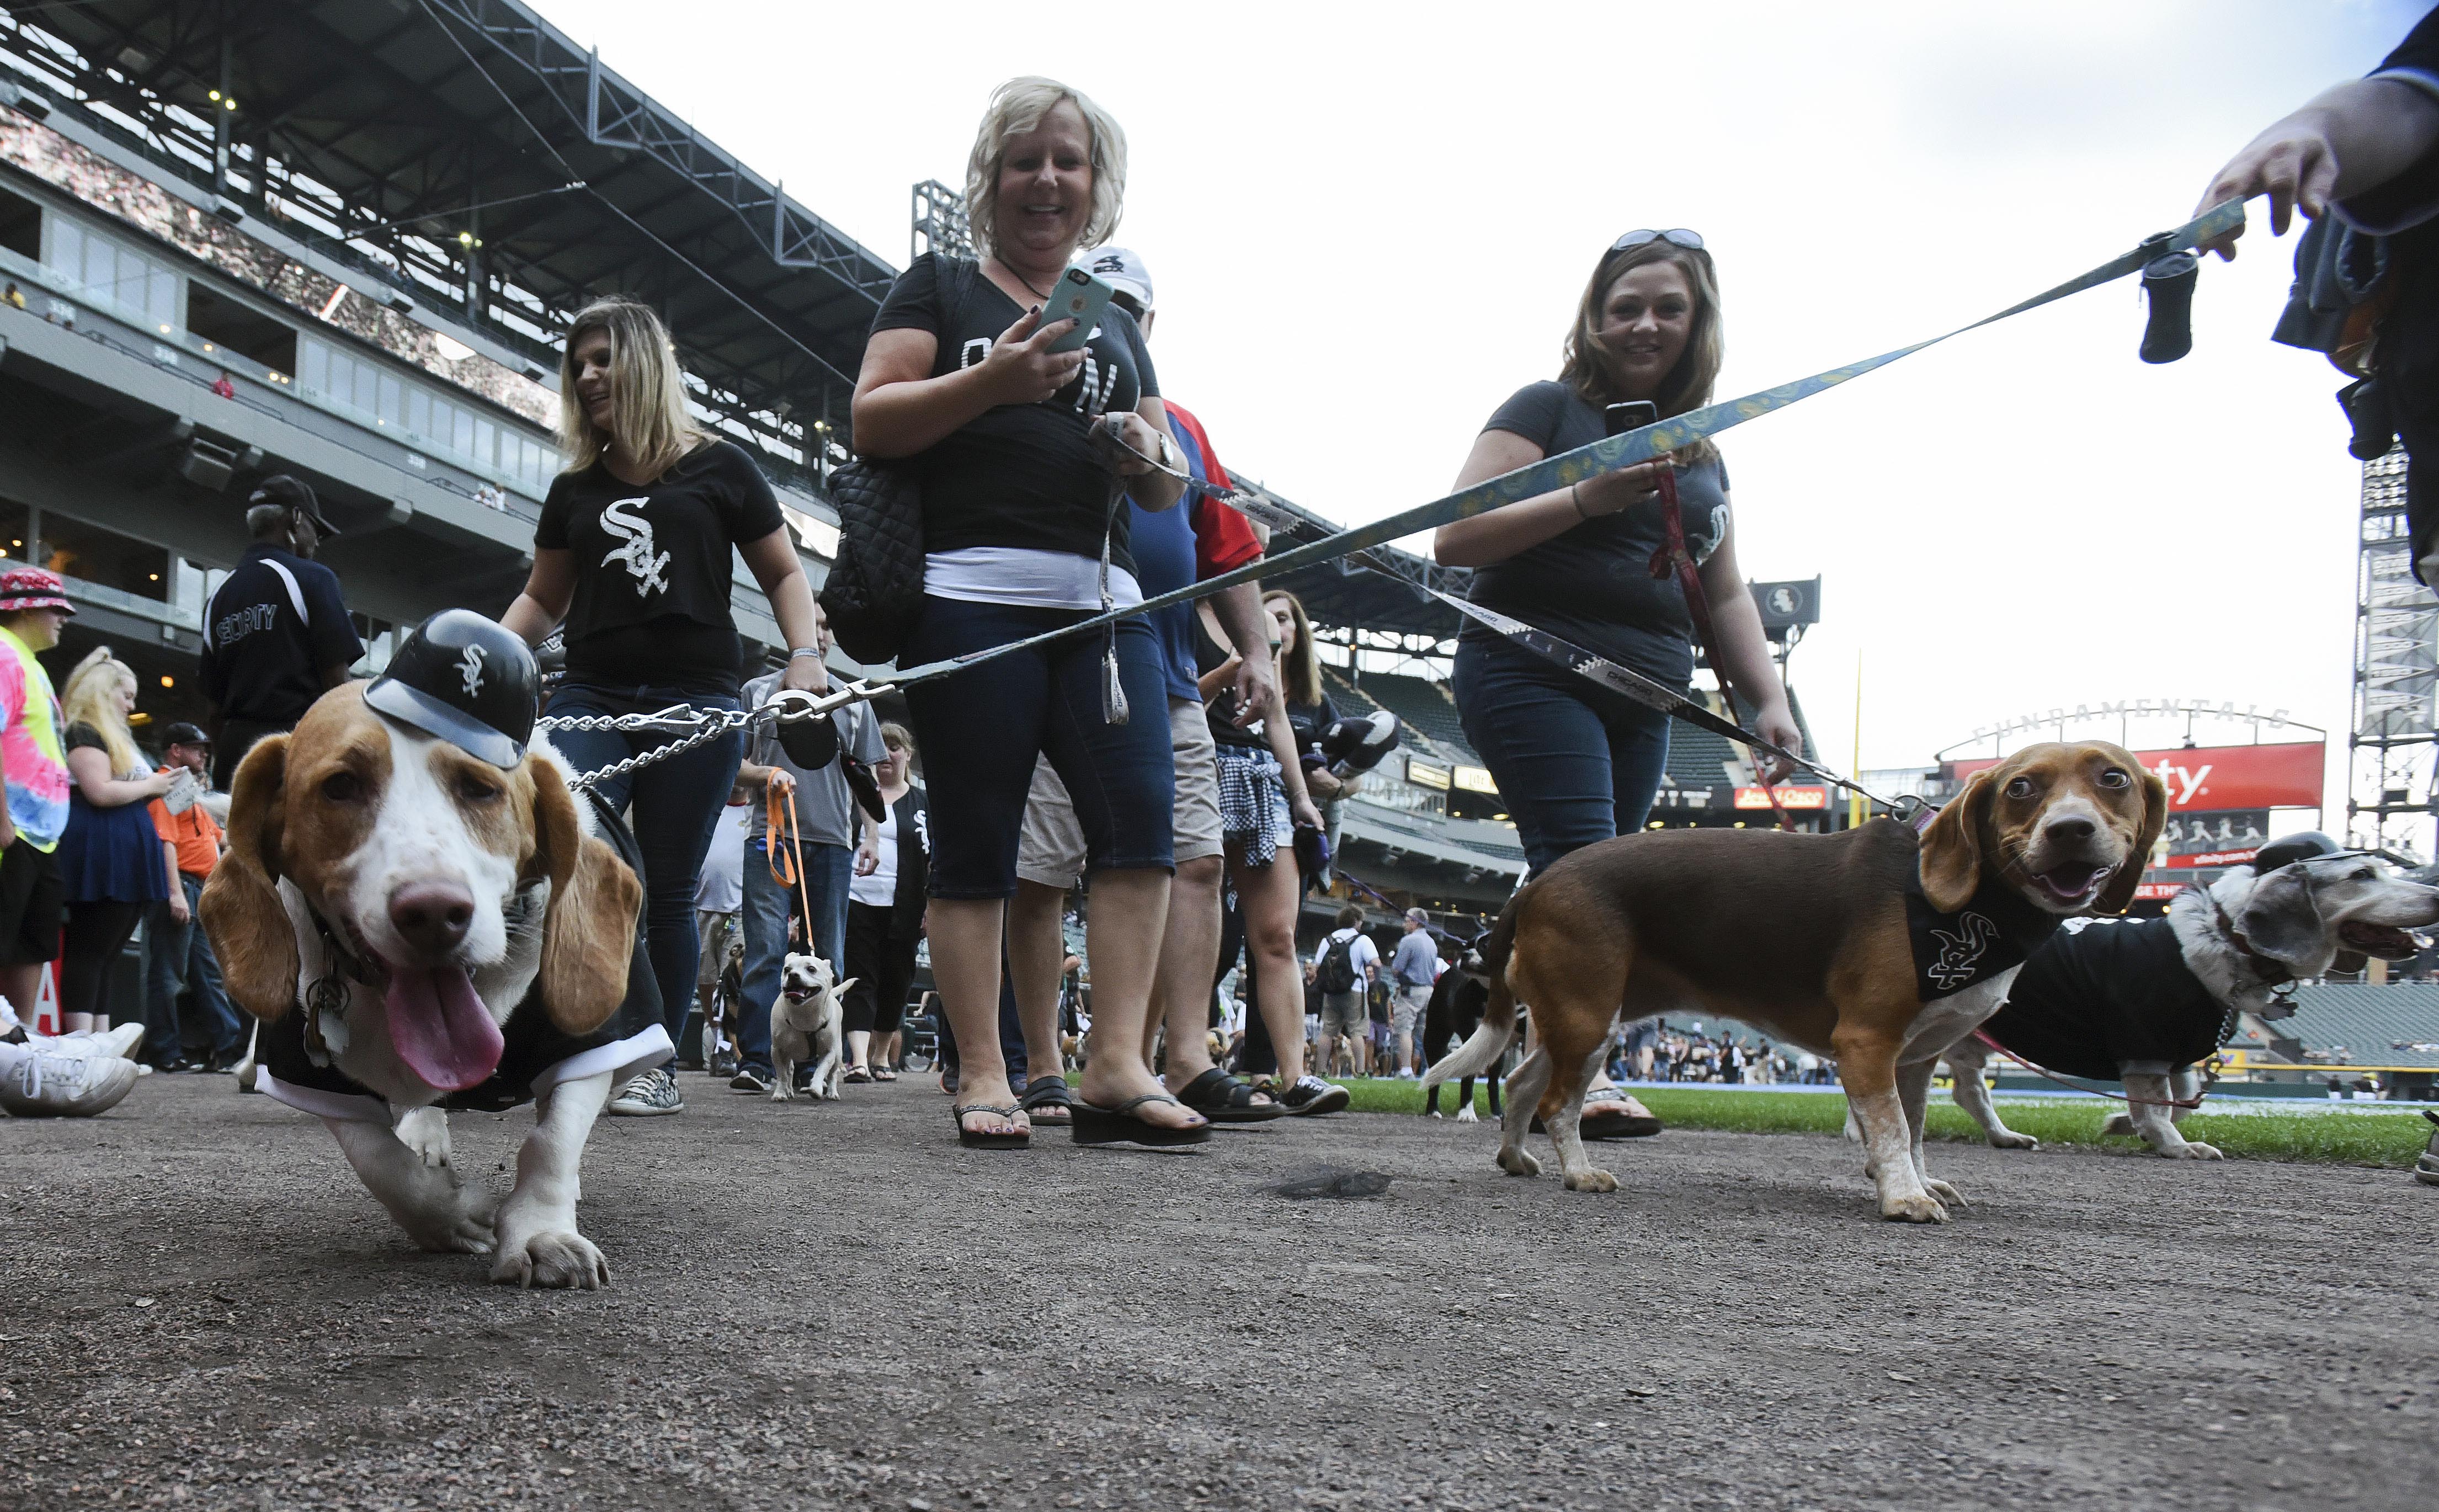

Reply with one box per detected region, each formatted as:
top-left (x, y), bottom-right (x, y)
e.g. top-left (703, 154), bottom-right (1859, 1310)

top-left (4, 1074), bottom-right (2430, 1510)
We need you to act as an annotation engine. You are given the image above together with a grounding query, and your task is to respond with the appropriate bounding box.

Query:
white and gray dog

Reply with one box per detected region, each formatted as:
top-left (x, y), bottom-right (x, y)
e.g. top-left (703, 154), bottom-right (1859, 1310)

top-left (769, 951), bottom-right (854, 1103)
top-left (1946, 851), bottom-right (2437, 1158)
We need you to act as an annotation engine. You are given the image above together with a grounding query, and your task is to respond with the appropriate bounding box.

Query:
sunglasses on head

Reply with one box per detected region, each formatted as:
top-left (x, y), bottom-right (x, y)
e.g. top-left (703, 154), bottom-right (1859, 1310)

top-left (1611, 228), bottom-right (1705, 253)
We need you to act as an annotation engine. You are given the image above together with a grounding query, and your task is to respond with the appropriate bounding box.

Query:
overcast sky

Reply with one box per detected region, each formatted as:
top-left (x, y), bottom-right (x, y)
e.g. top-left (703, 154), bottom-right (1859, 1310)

top-left (548, 0), bottom-right (2428, 829)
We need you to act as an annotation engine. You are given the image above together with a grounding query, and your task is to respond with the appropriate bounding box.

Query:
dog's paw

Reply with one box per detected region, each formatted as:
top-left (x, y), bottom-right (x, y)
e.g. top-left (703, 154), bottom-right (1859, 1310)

top-left (769, 1084), bottom-right (792, 1103)
top-left (1878, 1190), bottom-right (1949, 1223)
top-left (1564, 1167), bottom-right (1620, 1194)
top-left (1455, 1105), bottom-right (1478, 1124)
top-left (1497, 1146), bottom-right (1541, 1178)
top-left (406, 1195), bottom-right (496, 1256)
top-left (492, 1229), bottom-right (610, 1290)
top-left (2099, 1112), bottom-right (2136, 1137)
top-left (1923, 1177), bottom-right (1968, 1208)
top-left (393, 1106), bottom-right (451, 1168)
top-left (2164, 1141), bottom-right (2224, 1160)
top-left (1987, 1130), bottom-right (2039, 1150)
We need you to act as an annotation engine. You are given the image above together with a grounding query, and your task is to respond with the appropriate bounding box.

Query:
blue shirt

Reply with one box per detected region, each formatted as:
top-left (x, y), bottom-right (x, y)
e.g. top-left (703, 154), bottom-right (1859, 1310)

top-left (1127, 429), bottom-right (1206, 704)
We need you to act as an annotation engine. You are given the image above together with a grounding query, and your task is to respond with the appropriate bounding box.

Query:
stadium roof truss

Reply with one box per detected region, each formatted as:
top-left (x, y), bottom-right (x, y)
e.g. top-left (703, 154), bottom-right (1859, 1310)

top-left (0, 0), bottom-right (895, 483)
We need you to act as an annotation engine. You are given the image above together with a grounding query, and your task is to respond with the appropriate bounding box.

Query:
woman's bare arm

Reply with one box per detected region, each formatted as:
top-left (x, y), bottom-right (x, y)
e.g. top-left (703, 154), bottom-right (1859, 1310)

top-left (1433, 430), bottom-right (1673, 568)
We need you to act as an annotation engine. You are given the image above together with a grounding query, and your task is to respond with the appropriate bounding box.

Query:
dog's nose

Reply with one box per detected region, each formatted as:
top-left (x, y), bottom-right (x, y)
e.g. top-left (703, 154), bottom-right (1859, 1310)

top-left (388, 882), bottom-right (475, 956)
top-left (2042, 815), bottom-right (2096, 846)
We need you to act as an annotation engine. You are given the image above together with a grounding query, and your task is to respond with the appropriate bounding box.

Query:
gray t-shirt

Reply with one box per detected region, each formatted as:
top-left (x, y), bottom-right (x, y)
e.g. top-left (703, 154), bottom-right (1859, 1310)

top-left (1389, 930), bottom-right (1439, 988)
top-left (742, 670), bottom-right (883, 849)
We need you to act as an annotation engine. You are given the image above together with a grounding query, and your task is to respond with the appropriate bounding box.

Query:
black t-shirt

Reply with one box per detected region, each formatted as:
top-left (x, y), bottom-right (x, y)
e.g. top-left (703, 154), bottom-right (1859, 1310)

top-left (200, 544), bottom-right (365, 726)
top-left (1462, 381), bottom-right (1732, 689)
top-left (869, 253), bottom-right (1157, 574)
top-left (1902, 870), bottom-right (2065, 1003)
top-left (1984, 915), bottom-right (2229, 1081)
top-left (2352, 9), bottom-right (2439, 396)
top-left (535, 439), bottom-right (784, 693)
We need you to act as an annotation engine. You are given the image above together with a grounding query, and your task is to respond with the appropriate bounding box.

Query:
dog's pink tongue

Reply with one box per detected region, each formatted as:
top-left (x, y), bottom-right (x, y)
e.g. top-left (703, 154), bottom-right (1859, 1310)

top-left (385, 965), bottom-right (504, 1093)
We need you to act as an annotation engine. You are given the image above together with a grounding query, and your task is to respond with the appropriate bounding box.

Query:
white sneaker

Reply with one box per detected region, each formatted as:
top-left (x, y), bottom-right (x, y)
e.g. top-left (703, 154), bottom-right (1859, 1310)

top-left (607, 1066), bottom-right (683, 1117)
top-left (0, 1044), bottom-right (139, 1117)
top-left (27, 1024), bottom-right (146, 1060)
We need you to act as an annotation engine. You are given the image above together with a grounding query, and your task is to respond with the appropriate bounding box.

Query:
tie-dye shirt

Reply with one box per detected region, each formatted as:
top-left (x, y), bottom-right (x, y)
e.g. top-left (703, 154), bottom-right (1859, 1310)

top-left (0, 626), bottom-right (69, 852)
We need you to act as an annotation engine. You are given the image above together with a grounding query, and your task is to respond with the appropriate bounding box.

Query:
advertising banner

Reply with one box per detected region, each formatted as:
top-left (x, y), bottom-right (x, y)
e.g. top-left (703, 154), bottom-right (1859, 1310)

top-left (1946, 742), bottom-right (2322, 812)
top-left (2162, 810), bottom-right (2268, 869)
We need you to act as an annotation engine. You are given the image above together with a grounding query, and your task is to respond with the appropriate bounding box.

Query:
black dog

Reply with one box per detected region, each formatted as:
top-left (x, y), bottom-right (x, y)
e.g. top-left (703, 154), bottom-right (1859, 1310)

top-left (1420, 960), bottom-right (1503, 1121)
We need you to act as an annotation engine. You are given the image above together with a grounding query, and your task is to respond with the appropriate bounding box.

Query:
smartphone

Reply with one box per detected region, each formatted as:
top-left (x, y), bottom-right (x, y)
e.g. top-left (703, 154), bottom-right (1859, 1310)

top-left (1041, 266), bottom-right (1115, 353)
top-left (1605, 400), bottom-right (1658, 437)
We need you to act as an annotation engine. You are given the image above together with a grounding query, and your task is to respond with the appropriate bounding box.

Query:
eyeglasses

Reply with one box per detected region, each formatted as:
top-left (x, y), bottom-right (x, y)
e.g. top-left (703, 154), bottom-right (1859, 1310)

top-left (1611, 228), bottom-right (1706, 252)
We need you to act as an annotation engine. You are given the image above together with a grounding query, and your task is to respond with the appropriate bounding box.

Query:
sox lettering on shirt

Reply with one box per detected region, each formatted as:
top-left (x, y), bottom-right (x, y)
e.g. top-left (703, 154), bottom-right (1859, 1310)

top-left (599, 497), bottom-right (672, 599)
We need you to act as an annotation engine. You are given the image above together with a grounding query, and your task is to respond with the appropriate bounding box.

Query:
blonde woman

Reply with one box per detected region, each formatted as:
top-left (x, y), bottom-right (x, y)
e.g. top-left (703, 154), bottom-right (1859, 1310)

top-left (851, 77), bottom-right (1199, 1148)
top-left (54, 649), bottom-right (173, 1036)
top-left (502, 295), bottom-right (826, 1119)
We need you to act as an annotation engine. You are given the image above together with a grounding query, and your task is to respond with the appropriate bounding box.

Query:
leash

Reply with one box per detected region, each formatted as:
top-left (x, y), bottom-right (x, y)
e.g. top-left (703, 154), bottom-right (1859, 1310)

top-left (765, 782), bottom-right (818, 932)
top-left (865, 199), bottom-right (2245, 694)
top-left (537, 685), bottom-right (893, 794)
top-left (1968, 1029), bottom-right (2212, 1110)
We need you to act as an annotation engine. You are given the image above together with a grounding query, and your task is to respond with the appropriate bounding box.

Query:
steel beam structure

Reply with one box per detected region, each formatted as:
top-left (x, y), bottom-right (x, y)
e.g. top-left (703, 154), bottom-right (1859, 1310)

top-left (2349, 446), bottom-right (2436, 861)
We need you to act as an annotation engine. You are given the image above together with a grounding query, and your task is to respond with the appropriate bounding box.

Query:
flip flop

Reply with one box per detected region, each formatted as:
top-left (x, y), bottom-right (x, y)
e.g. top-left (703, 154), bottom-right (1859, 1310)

top-left (952, 1103), bottom-right (1030, 1149)
top-left (1018, 1073), bottom-right (1075, 1127)
top-left (845, 1066), bottom-right (874, 1084)
top-left (1532, 1095), bottom-right (1663, 1140)
top-left (1173, 1067), bottom-right (1287, 1124)
top-left (873, 1067), bottom-right (899, 1082)
top-left (1072, 1092), bottom-right (1212, 1148)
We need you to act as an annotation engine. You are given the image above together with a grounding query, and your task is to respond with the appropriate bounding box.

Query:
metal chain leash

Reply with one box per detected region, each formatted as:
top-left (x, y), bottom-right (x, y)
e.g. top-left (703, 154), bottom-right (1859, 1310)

top-left (536, 682), bottom-right (896, 794)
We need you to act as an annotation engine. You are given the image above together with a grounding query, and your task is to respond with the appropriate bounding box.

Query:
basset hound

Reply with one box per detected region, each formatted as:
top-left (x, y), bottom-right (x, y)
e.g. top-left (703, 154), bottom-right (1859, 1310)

top-left (1423, 742), bottom-right (2166, 1221)
top-left (199, 684), bottom-right (664, 1287)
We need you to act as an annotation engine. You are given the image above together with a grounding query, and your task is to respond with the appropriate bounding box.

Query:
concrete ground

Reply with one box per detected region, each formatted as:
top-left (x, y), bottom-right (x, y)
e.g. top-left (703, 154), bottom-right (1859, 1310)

top-left (5, 1071), bottom-right (2432, 1511)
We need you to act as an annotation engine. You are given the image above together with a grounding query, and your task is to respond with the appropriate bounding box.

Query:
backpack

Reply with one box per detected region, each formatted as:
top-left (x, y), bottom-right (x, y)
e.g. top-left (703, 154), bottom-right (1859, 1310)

top-left (1317, 931), bottom-right (1359, 995)
top-left (819, 255), bottom-right (980, 665)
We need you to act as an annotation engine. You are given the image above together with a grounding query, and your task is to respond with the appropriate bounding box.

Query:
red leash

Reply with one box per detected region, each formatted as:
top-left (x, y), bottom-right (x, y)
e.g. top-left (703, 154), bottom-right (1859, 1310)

top-left (1648, 465), bottom-right (1793, 830)
top-left (1969, 1030), bottom-right (2211, 1110)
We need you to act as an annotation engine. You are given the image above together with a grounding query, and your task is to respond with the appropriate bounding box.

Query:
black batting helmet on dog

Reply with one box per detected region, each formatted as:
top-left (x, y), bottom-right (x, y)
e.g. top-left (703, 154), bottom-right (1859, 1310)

top-left (363, 609), bottom-right (539, 769)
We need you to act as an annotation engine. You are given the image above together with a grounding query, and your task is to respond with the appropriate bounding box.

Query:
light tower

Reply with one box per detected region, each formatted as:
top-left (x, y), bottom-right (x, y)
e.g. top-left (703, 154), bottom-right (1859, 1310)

top-left (2349, 446), bottom-right (2438, 861)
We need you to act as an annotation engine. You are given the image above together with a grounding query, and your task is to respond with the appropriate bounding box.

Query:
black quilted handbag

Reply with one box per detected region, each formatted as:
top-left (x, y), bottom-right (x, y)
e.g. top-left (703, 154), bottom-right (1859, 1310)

top-left (819, 256), bottom-right (978, 666)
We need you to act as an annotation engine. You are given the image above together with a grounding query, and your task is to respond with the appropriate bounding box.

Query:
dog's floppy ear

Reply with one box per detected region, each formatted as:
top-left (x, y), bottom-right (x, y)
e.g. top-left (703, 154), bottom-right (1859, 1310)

top-left (1918, 769), bottom-right (1995, 913)
top-left (2235, 865), bottom-right (2328, 971)
top-left (198, 734), bottom-right (300, 1022)
top-left (530, 760), bottom-right (643, 1036)
top-left (2096, 764), bottom-right (2170, 915)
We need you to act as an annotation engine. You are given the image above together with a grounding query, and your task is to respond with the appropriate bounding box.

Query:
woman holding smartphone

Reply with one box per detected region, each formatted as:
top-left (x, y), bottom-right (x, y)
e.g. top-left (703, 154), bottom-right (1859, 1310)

top-left (851, 77), bottom-right (1199, 1148)
top-left (1436, 231), bottom-right (1799, 1131)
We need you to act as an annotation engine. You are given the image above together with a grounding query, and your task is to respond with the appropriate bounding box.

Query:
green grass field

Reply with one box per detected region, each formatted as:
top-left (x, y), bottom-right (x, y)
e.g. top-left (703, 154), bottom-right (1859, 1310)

top-left (1336, 1079), bottom-right (2435, 1168)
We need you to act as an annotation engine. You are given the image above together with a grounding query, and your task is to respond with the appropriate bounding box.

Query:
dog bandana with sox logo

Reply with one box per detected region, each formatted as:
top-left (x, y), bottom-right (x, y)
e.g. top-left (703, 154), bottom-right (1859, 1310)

top-left (1902, 874), bottom-right (2067, 1002)
top-left (255, 794), bottom-right (673, 1121)
top-left (1982, 914), bottom-right (2232, 1082)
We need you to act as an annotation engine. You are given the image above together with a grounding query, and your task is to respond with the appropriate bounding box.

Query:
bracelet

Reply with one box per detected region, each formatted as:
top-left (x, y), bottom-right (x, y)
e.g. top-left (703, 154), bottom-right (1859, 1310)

top-left (1571, 481), bottom-right (1591, 520)
top-left (788, 647), bottom-right (824, 660)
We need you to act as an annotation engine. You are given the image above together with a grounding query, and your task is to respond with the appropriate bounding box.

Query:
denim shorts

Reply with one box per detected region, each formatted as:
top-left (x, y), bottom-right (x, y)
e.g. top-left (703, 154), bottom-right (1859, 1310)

top-left (901, 594), bottom-right (1175, 899)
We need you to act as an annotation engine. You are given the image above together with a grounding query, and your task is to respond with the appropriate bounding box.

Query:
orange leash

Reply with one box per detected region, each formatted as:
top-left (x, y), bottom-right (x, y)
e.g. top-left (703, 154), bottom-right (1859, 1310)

top-left (765, 782), bottom-right (817, 935)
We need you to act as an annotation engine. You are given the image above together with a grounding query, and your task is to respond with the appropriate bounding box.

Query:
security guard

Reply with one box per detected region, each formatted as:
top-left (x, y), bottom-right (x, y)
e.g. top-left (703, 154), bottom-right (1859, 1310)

top-left (200, 475), bottom-right (364, 789)
top-left (254, 610), bottom-right (670, 1114)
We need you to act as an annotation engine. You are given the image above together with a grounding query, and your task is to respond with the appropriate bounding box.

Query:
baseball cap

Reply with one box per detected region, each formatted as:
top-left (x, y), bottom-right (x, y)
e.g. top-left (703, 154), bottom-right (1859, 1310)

top-left (248, 474), bottom-right (340, 539)
top-left (1079, 247), bottom-right (1153, 311)
top-left (159, 721), bottom-right (210, 748)
top-left (0, 566), bottom-right (74, 616)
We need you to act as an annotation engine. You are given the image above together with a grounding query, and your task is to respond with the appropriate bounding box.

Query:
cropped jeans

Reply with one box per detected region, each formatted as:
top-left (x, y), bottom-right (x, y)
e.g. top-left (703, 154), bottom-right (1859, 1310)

top-left (545, 681), bottom-right (748, 1047)
top-left (1451, 635), bottom-right (1674, 877)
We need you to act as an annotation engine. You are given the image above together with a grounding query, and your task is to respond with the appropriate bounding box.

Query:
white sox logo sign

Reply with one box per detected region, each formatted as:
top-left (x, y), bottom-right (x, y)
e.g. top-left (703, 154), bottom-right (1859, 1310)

top-left (457, 643), bottom-right (487, 698)
top-left (1926, 912), bottom-right (1998, 990)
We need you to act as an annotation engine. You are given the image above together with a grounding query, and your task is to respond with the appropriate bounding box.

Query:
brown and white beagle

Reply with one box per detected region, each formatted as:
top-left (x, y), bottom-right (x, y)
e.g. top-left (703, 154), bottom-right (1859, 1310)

top-left (199, 684), bottom-right (659, 1287)
top-left (1423, 742), bottom-right (2166, 1221)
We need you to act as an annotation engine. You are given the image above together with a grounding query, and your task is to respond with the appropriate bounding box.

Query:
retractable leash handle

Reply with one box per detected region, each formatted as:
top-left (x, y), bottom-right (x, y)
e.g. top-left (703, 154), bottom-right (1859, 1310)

top-left (2138, 232), bottom-right (2200, 365)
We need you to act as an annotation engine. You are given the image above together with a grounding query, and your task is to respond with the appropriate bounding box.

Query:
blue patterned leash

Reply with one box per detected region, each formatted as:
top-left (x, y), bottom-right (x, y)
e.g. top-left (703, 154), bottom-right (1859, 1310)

top-left (870, 199), bottom-right (2244, 691)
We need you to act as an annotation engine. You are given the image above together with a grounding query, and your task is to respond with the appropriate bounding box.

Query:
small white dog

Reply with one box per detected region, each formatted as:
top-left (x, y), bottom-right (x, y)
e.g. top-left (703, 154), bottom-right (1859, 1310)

top-left (769, 952), bottom-right (854, 1103)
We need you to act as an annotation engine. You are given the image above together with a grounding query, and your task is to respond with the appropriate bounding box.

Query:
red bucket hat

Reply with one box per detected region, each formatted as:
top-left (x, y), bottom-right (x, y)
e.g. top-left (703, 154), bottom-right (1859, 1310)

top-left (0, 566), bottom-right (75, 615)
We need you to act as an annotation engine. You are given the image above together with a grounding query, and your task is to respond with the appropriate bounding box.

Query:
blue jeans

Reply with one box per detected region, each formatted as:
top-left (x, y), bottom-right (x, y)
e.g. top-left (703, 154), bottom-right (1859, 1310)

top-left (900, 595), bottom-right (1174, 898)
top-left (143, 874), bottom-right (241, 1066)
top-left (736, 837), bottom-right (851, 1076)
top-left (545, 682), bottom-right (747, 1045)
top-left (1451, 636), bottom-right (1673, 876)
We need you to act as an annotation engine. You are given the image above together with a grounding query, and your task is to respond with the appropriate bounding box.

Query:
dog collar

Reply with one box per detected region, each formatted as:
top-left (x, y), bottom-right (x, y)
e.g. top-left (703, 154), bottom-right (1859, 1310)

top-left (2197, 887), bottom-right (2298, 997)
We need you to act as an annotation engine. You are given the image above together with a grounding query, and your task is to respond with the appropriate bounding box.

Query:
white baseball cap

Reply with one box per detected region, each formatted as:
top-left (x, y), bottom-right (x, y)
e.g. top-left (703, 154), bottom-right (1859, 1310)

top-left (1078, 246), bottom-right (1153, 311)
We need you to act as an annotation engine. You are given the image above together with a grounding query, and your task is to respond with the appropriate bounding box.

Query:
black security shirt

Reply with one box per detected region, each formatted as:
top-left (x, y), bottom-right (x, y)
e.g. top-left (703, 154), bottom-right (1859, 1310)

top-left (535, 439), bottom-right (784, 694)
top-left (1463, 381), bottom-right (1732, 689)
top-left (1983, 915), bottom-right (2230, 1082)
top-left (200, 544), bottom-right (365, 726)
top-left (869, 253), bottom-right (1157, 574)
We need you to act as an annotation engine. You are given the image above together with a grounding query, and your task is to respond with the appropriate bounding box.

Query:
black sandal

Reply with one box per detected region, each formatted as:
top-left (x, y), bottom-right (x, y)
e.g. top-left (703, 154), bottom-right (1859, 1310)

top-left (1018, 1074), bottom-right (1075, 1127)
top-left (845, 1066), bottom-right (874, 1084)
top-left (952, 1103), bottom-right (1030, 1149)
top-left (1072, 1093), bottom-right (1212, 1148)
top-left (1174, 1067), bottom-right (1288, 1124)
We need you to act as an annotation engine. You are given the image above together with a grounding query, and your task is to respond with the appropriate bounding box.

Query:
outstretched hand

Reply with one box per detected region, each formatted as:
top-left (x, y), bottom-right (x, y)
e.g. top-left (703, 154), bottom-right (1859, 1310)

top-left (2192, 121), bottom-right (2339, 260)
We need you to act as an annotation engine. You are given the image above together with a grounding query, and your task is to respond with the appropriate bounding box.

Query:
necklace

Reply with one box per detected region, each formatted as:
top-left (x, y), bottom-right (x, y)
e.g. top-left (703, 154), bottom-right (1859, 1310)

top-left (995, 256), bottom-right (1056, 302)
